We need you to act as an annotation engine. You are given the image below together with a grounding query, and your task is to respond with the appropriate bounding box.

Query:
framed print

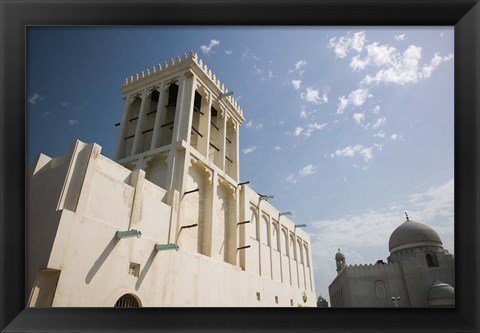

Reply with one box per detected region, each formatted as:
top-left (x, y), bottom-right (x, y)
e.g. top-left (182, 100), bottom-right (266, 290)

top-left (1, 0), bottom-right (479, 332)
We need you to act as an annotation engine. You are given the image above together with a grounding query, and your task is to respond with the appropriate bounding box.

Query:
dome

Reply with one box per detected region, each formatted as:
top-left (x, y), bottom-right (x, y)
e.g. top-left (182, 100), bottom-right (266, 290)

top-left (388, 220), bottom-right (442, 253)
top-left (335, 249), bottom-right (345, 260)
top-left (428, 280), bottom-right (454, 307)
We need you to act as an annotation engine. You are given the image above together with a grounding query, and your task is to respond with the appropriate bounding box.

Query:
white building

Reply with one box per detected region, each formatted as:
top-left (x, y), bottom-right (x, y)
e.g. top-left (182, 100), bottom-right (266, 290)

top-left (27, 52), bottom-right (316, 307)
top-left (329, 216), bottom-right (454, 308)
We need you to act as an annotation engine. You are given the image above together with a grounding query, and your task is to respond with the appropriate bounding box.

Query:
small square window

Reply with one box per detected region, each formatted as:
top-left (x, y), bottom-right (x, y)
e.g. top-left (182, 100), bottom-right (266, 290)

top-left (129, 262), bottom-right (140, 277)
top-left (256, 292), bottom-right (261, 301)
top-left (275, 296), bottom-right (279, 304)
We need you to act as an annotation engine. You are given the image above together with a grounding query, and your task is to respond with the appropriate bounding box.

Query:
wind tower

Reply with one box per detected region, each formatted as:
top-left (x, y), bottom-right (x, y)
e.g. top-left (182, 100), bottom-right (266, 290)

top-left (114, 51), bottom-right (244, 264)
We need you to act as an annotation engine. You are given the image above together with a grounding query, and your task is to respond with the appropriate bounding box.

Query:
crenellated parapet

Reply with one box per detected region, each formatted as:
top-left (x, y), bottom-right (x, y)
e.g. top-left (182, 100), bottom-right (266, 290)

top-left (344, 261), bottom-right (400, 272)
top-left (122, 51), bottom-right (243, 118)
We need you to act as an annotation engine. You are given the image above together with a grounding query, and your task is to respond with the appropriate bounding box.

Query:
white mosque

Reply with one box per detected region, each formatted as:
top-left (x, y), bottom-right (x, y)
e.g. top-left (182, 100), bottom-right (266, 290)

top-left (26, 51), bottom-right (316, 307)
top-left (329, 214), bottom-right (455, 308)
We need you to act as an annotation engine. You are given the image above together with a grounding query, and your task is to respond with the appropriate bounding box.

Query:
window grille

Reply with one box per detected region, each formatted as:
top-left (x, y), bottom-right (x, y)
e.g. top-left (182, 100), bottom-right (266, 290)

top-left (114, 294), bottom-right (140, 308)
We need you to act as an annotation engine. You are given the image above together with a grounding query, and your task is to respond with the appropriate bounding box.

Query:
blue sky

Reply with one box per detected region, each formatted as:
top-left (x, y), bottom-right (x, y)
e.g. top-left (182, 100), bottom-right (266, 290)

top-left (27, 27), bottom-right (454, 302)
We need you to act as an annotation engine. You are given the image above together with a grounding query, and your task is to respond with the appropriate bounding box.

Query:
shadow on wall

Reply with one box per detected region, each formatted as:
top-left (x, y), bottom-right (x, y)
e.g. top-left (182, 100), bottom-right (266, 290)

top-left (85, 237), bottom-right (119, 284)
top-left (135, 249), bottom-right (157, 290)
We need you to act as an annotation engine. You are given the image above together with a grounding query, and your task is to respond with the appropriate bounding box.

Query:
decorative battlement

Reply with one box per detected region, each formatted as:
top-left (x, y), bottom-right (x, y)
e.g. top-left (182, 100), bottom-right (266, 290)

top-left (344, 261), bottom-right (400, 272)
top-left (123, 51), bottom-right (243, 117)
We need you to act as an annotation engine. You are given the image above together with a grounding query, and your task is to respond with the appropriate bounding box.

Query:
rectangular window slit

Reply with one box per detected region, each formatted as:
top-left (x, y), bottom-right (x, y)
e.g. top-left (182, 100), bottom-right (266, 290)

top-left (128, 262), bottom-right (140, 277)
top-left (191, 127), bottom-right (203, 137)
top-left (209, 143), bottom-right (220, 151)
top-left (193, 106), bottom-right (204, 115)
top-left (129, 117), bottom-right (139, 122)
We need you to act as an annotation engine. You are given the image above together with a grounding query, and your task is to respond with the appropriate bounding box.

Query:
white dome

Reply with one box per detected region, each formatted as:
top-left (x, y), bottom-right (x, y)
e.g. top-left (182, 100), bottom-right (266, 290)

top-left (388, 220), bottom-right (442, 253)
top-left (428, 280), bottom-right (454, 307)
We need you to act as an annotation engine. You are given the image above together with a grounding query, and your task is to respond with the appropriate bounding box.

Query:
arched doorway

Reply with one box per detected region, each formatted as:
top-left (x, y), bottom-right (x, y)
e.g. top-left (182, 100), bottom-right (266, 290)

top-left (114, 294), bottom-right (141, 308)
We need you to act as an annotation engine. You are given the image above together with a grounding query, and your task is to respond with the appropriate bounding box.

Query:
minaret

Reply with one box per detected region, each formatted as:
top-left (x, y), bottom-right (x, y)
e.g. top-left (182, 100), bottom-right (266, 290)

top-left (114, 52), bottom-right (244, 263)
top-left (335, 249), bottom-right (346, 274)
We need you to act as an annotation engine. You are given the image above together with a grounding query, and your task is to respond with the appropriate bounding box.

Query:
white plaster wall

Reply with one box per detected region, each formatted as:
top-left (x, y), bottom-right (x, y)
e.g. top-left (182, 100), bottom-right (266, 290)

top-left (211, 183), bottom-right (227, 261)
top-left (179, 164), bottom-right (204, 253)
top-left (29, 140), bottom-right (317, 307)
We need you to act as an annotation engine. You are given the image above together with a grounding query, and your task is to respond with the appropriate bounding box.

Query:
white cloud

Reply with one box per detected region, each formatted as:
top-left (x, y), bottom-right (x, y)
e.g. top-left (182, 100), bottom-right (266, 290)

top-left (350, 55), bottom-right (370, 71)
top-left (242, 146), bottom-right (257, 154)
top-left (361, 45), bottom-right (453, 85)
top-left (360, 147), bottom-right (374, 162)
top-left (292, 121), bottom-right (327, 138)
top-left (28, 93), bottom-right (44, 105)
top-left (286, 164), bottom-right (318, 183)
top-left (68, 119), bottom-right (78, 126)
top-left (371, 117), bottom-right (387, 129)
top-left (333, 144), bottom-right (363, 158)
top-left (421, 53), bottom-right (454, 79)
top-left (309, 122), bottom-right (328, 130)
top-left (61, 102), bottom-right (69, 107)
top-left (390, 133), bottom-right (403, 141)
top-left (294, 60), bottom-right (307, 75)
top-left (200, 39), bottom-right (220, 55)
top-left (372, 105), bottom-right (381, 114)
top-left (301, 87), bottom-right (324, 104)
top-left (336, 96), bottom-right (349, 114)
top-left (374, 131), bottom-right (386, 138)
top-left (274, 146), bottom-right (282, 151)
top-left (254, 64), bottom-right (274, 81)
top-left (336, 88), bottom-right (371, 114)
top-left (298, 164), bottom-right (318, 177)
top-left (328, 31), bottom-right (366, 58)
top-left (303, 122), bottom-right (328, 137)
top-left (286, 174), bottom-right (297, 184)
top-left (291, 80), bottom-right (302, 90)
top-left (332, 143), bottom-right (381, 163)
top-left (42, 111), bottom-right (51, 118)
top-left (242, 48), bottom-right (261, 61)
top-left (395, 34), bottom-right (406, 41)
top-left (245, 119), bottom-right (263, 130)
top-left (322, 93), bottom-right (328, 103)
top-left (224, 49), bottom-right (233, 55)
top-left (293, 127), bottom-right (304, 136)
top-left (300, 108), bottom-right (316, 119)
top-left (353, 112), bottom-right (365, 125)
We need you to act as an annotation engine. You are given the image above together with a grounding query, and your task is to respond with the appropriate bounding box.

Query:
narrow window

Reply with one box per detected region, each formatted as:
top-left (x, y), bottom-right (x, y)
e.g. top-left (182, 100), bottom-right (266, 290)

top-left (426, 253), bottom-right (439, 267)
top-left (129, 262), bottom-right (140, 277)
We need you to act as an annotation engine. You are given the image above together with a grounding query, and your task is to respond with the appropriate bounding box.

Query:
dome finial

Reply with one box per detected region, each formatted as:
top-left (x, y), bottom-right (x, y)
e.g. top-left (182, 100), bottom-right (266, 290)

top-left (405, 212), bottom-right (409, 221)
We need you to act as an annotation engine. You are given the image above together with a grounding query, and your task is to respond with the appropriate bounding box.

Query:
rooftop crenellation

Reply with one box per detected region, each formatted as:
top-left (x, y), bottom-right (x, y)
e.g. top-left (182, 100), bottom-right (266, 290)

top-left (123, 51), bottom-right (243, 117)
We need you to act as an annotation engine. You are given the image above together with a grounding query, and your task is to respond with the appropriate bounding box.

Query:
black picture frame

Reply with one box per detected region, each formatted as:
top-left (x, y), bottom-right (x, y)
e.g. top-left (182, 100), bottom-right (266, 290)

top-left (1, 0), bottom-right (478, 332)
